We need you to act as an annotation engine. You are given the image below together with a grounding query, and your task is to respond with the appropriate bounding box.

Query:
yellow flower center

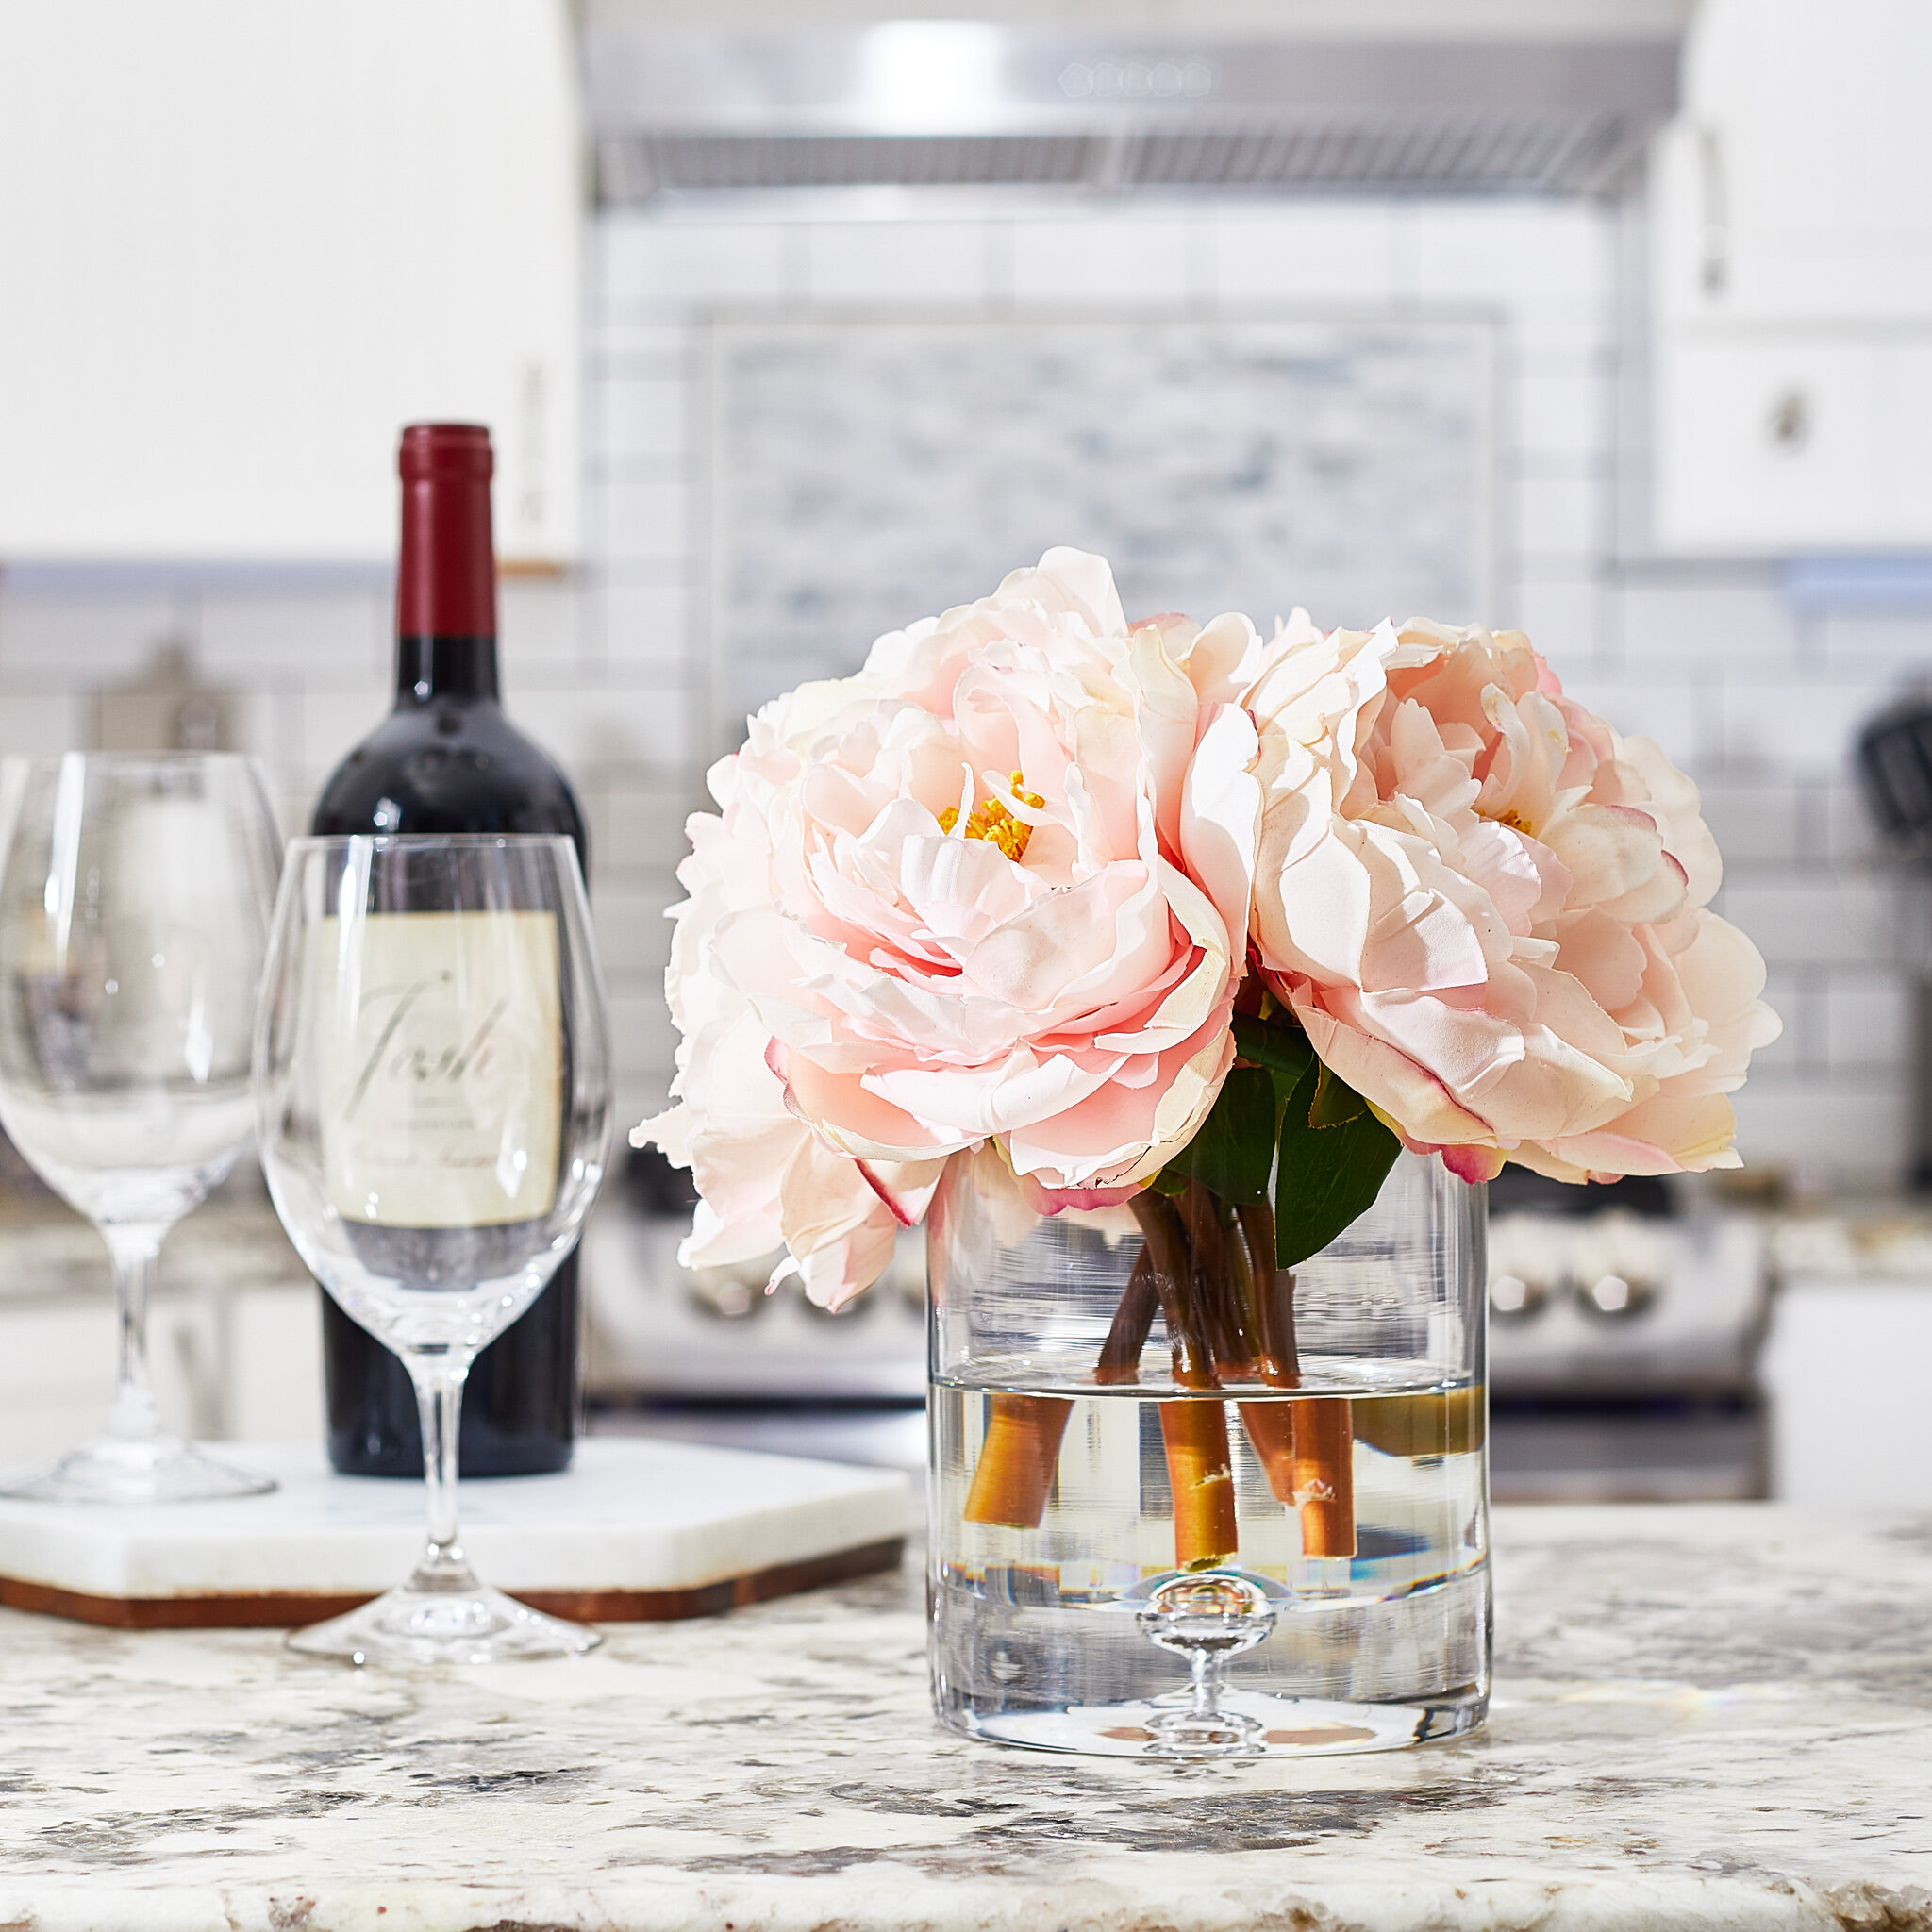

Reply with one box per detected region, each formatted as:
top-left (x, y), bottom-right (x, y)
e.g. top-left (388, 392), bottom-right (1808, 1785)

top-left (939, 770), bottom-right (1044, 862)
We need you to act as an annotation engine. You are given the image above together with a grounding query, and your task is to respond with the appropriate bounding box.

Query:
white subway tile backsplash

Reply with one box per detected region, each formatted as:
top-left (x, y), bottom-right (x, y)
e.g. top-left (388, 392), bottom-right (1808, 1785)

top-left (1509, 569), bottom-right (1607, 664)
top-left (198, 588), bottom-right (386, 678)
top-left (807, 221), bottom-right (991, 304)
top-left (1008, 214), bottom-right (1198, 307)
top-left (589, 373), bottom-right (687, 468)
top-left (1208, 205), bottom-right (1401, 306)
top-left (1729, 1073), bottom-right (1908, 1188)
top-left (295, 685), bottom-right (389, 785)
top-left (1823, 968), bottom-right (1911, 1070)
top-left (0, 589), bottom-right (183, 676)
top-left (1511, 469), bottom-right (1605, 562)
top-left (1721, 878), bottom-right (1902, 969)
top-left (1820, 610), bottom-right (1932, 677)
top-left (593, 477), bottom-right (689, 567)
top-left (1405, 201), bottom-right (1613, 319)
top-left (499, 579), bottom-right (589, 673)
top-left (1613, 575), bottom-right (1799, 672)
top-left (617, 1068), bottom-right (677, 1132)
top-left (1696, 781), bottom-right (1806, 866)
top-left (608, 988), bottom-right (681, 1082)
top-left (1721, 677), bottom-right (1902, 776)
top-left (1560, 675), bottom-right (1711, 770)
top-left (1512, 315), bottom-right (1617, 370)
top-left (1822, 780), bottom-right (1887, 862)
top-left (1511, 365), bottom-right (1609, 462)
top-left (599, 218), bottom-right (792, 318)
top-left (1753, 968), bottom-right (1807, 1071)
top-left (594, 581), bottom-right (692, 671)
top-left (511, 679), bottom-right (701, 778)
top-left (593, 880), bottom-right (677, 980)
top-left (592, 779), bottom-right (707, 875)
top-left (0, 689), bottom-right (89, 757)
top-left (221, 689), bottom-right (287, 769)
top-left (587, 322), bottom-right (692, 378)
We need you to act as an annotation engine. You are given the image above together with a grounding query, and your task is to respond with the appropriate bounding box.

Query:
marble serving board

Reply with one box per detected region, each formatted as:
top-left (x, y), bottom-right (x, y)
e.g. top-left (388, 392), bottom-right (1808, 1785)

top-left (0, 1438), bottom-right (912, 1629)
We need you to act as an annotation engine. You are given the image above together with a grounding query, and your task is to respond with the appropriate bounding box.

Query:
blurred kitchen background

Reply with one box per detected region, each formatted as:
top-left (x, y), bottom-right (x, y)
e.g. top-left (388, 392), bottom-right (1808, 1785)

top-left (3, 0), bottom-right (1930, 1504)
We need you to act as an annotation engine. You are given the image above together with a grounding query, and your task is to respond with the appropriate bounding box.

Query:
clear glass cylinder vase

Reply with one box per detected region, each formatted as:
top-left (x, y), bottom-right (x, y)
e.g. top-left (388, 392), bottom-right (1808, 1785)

top-left (927, 1147), bottom-right (1490, 1757)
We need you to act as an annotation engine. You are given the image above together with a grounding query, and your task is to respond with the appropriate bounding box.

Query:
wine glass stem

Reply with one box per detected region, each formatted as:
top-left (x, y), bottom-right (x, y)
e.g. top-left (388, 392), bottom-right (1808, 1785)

top-left (406, 1355), bottom-right (480, 1594)
top-left (1191, 1646), bottom-right (1223, 1720)
top-left (102, 1223), bottom-right (166, 1441)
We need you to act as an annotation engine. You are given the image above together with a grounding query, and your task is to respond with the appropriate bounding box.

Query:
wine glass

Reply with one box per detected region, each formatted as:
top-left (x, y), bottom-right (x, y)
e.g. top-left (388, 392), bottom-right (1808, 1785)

top-left (253, 834), bottom-right (611, 1665)
top-left (0, 752), bottom-right (282, 1503)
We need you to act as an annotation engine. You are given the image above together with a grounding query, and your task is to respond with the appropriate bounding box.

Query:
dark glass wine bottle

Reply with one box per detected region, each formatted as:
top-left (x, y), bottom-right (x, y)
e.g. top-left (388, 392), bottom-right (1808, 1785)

top-left (311, 422), bottom-right (587, 1477)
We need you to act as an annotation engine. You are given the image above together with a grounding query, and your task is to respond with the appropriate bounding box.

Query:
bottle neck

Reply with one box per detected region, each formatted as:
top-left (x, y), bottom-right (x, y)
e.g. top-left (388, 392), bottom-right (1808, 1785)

top-left (395, 637), bottom-right (500, 704)
top-left (394, 424), bottom-right (497, 658)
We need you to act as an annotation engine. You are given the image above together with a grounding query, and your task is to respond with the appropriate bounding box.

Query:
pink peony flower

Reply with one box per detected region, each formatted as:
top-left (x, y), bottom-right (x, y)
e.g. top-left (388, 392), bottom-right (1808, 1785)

top-left (1246, 615), bottom-right (1780, 1183)
top-left (638, 549), bottom-right (1266, 1307)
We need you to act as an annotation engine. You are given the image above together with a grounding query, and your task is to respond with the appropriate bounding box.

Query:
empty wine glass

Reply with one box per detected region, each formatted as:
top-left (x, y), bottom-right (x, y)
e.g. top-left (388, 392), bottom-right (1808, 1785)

top-left (0, 752), bottom-right (282, 1503)
top-left (254, 834), bottom-right (611, 1665)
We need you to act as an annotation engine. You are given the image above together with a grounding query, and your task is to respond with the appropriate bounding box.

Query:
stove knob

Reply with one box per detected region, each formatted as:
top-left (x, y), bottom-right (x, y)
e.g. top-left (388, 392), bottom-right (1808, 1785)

top-left (686, 1262), bottom-right (773, 1319)
top-left (1579, 1272), bottom-right (1657, 1319)
top-left (1489, 1272), bottom-right (1547, 1319)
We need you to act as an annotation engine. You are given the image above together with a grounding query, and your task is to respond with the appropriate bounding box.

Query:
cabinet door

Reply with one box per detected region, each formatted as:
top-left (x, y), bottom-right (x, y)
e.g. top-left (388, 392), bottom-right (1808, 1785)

top-left (1670, 0), bottom-right (1932, 324)
top-left (0, 0), bottom-right (581, 564)
top-left (1762, 1279), bottom-right (1932, 1508)
top-left (1657, 331), bottom-right (1895, 552)
top-left (1656, 327), bottom-right (1932, 553)
top-left (1896, 341), bottom-right (1932, 531)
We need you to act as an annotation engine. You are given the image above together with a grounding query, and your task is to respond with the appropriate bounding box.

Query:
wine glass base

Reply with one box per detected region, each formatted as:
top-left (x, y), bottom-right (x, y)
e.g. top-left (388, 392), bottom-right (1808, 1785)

top-left (289, 1582), bottom-right (603, 1668)
top-left (0, 1435), bottom-right (277, 1504)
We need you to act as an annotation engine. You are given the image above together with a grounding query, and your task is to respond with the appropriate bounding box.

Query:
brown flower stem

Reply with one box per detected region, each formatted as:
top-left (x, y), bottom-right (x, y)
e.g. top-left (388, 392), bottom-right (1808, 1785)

top-left (1237, 1200), bottom-right (1296, 1378)
top-left (1157, 1398), bottom-right (1240, 1571)
top-left (1226, 1204), bottom-right (1301, 1507)
top-left (962, 1245), bottom-right (1158, 1531)
top-left (961, 1392), bottom-right (1074, 1529)
top-left (1226, 1201), bottom-right (1355, 1555)
top-left (1181, 1182), bottom-right (1255, 1375)
top-left (1129, 1191), bottom-right (1208, 1380)
top-left (1095, 1245), bottom-right (1158, 1385)
top-left (1131, 1191), bottom-right (1238, 1570)
top-left (1291, 1396), bottom-right (1357, 1558)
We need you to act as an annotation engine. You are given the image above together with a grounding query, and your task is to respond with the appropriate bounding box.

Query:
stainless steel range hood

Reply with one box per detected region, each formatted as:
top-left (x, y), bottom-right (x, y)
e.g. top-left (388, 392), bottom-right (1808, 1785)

top-left (583, 21), bottom-right (1681, 202)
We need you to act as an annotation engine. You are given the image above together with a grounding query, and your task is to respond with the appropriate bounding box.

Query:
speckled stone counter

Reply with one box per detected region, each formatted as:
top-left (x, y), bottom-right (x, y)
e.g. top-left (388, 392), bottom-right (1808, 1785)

top-left (1, 1504), bottom-right (1928, 1932)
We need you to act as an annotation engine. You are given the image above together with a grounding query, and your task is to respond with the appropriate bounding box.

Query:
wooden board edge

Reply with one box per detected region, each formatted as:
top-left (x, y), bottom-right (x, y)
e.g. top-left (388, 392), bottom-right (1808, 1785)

top-left (0, 1537), bottom-right (907, 1631)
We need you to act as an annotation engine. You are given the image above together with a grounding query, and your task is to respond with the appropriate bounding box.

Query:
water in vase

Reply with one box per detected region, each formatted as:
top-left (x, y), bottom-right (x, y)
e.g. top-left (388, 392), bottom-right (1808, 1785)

top-left (929, 1373), bottom-right (1490, 1757)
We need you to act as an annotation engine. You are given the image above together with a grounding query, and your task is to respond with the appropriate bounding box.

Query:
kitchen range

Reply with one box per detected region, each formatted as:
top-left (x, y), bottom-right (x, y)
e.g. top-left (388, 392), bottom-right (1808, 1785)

top-left (583, 1149), bottom-right (1774, 1503)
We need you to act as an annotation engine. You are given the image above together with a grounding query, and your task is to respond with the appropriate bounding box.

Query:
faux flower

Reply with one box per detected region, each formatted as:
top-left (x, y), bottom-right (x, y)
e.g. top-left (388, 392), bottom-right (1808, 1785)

top-left (638, 549), bottom-right (1266, 1307)
top-left (1246, 615), bottom-right (1780, 1183)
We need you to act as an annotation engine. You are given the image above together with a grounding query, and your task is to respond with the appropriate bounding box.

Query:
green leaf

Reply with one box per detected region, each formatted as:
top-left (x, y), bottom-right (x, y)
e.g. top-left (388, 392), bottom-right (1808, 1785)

top-left (1273, 1060), bottom-right (1403, 1270)
top-left (1231, 1011), bottom-right (1316, 1081)
top-left (1159, 1064), bottom-right (1280, 1204)
top-left (1307, 1062), bottom-right (1367, 1128)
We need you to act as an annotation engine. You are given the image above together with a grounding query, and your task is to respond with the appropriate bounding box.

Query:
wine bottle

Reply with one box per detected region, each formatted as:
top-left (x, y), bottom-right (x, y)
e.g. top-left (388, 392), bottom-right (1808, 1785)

top-left (311, 422), bottom-right (587, 1477)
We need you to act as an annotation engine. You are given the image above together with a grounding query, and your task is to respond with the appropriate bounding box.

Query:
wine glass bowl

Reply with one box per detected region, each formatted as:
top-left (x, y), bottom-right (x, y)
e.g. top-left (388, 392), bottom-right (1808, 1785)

top-left (0, 752), bottom-right (282, 1504)
top-left (254, 834), bottom-right (612, 1666)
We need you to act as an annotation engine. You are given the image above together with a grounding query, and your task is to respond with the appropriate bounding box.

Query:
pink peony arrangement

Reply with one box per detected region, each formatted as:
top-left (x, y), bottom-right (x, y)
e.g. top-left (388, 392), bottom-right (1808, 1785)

top-left (638, 549), bottom-right (1779, 1308)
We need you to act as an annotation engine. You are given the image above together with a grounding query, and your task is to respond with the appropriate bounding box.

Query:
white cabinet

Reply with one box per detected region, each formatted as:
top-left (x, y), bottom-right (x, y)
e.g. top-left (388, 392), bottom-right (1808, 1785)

top-left (1654, 330), bottom-right (1932, 551)
top-left (1651, 0), bottom-right (1932, 553)
top-left (1760, 1277), bottom-right (1932, 1509)
top-left (0, 0), bottom-right (581, 566)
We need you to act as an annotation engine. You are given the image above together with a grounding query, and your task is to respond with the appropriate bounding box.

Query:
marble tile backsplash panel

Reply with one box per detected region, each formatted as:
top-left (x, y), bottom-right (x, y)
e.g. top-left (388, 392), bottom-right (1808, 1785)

top-left (710, 315), bottom-right (1496, 729)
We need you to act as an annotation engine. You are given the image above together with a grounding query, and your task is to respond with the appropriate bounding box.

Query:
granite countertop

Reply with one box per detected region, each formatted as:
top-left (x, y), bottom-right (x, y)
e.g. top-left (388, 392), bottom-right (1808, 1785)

top-left (0, 1504), bottom-right (1928, 1932)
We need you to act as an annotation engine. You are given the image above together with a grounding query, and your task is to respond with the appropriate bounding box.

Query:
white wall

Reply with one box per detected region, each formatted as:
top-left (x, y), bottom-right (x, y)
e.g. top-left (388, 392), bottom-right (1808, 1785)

top-left (1, 189), bottom-right (1925, 1184)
